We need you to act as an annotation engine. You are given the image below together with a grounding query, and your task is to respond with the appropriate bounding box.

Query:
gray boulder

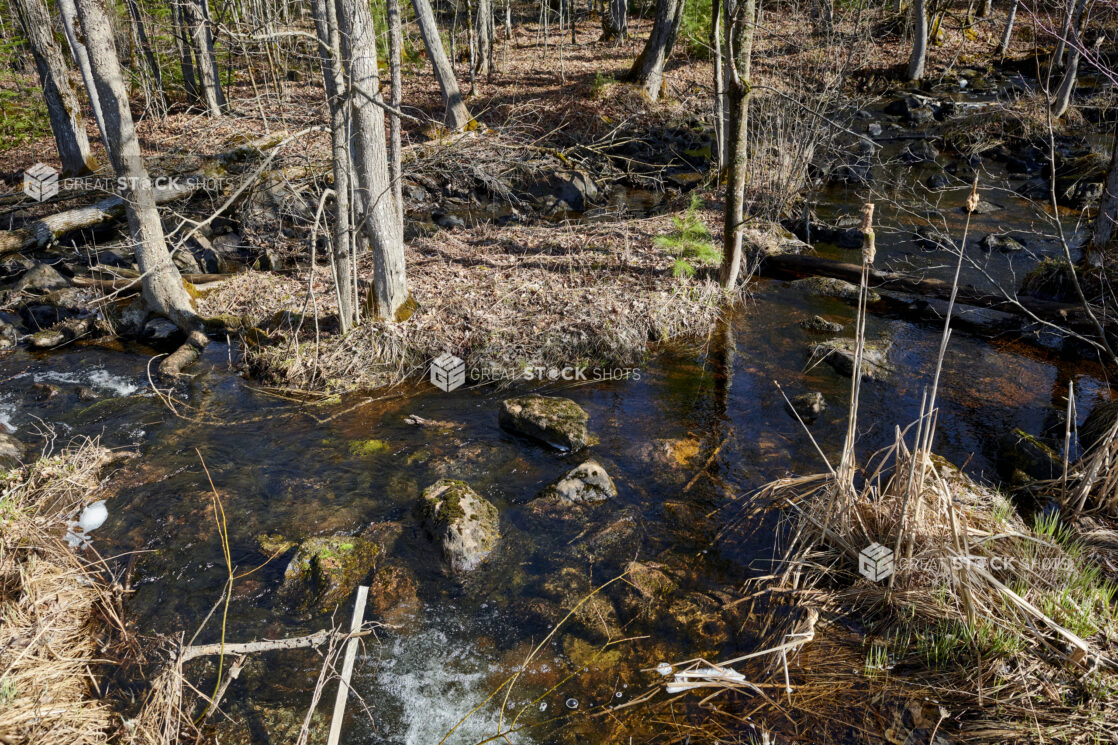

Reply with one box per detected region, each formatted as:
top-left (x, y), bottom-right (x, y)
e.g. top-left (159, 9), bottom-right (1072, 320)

top-left (0, 433), bottom-right (22, 471)
top-left (499, 394), bottom-right (597, 451)
top-left (541, 459), bottom-right (617, 503)
top-left (14, 263), bottom-right (69, 294)
top-left (420, 479), bottom-right (500, 573)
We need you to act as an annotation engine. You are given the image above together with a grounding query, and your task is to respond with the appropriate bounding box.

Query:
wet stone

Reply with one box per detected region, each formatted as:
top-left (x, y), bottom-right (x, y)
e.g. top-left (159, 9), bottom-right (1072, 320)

top-left (278, 535), bottom-right (381, 613)
top-left (540, 459), bottom-right (617, 503)
top-left (499, 394), bottom-right (597, 452)
top-left (800, 315), bottom-right (844, 333)
top-left (812, 337), bottom-right (894, 380)
top-left (787, 392), bottom-right (827, 423)
top-left (420, 479), bottom-right (500, 573)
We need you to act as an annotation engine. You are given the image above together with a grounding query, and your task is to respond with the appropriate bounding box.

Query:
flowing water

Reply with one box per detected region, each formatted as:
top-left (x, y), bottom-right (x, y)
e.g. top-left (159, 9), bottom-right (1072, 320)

top-left (1, 80), bottom-right (1113, 743)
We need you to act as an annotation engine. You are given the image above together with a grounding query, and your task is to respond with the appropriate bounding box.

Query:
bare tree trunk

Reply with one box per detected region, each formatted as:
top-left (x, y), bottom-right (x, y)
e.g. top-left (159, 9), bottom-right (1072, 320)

top-left (172, 0), bottom-right (200, 101)
top-left (997, 0), bottom-right (1018, 56)
top-left (977, 0), bottom-right (991, 18)
top-left (124, 0), bottom-right (167, 114)
top-left (411, 0), bottom-right (474, 130)
top-left (1053, 0), bottom-right (1088, 68)
top-left (311, 0), bottom-right (355, 329)
top-left (334, 0), bottom-right (410, 320)
top-left (72, 0), bottom-right (200, 334)
top-left (622, 0), bottom-right (685, 101)
top-left (712, 0), bottom-right (724, 172)
top-left (1089, 130), bottom-right (1118, 266)
top-left (1051, 26), bottom-right (1094, 117)
top-left (474, 0), bottom-right (493, 78)
top-left (12, 0), bottom-right (96, 176)
top-left (183, 0), bottom-right (225, 116)
top-left (718, 0), bottom-right (755, 291)
top-left (388, 0), bottom-right (404, 222)
top-left (57, 0), bottom-right (107, 144)
top-left (907, 0), bottom-right (928, 80)
top-left (600, 0), bottom-right (627, 41)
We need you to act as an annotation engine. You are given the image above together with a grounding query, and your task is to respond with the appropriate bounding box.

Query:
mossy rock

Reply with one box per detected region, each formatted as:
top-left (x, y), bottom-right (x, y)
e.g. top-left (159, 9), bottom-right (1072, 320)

top-left (812, 337), bottom-right (893, 380)
top-left (499, 394), bottom-right (597, 452)
top-left (278, 535), bottom-right (380, 613)
top-left (792, 276), bottom-right (881, 304)
top-left (420, 479), bottom-right (500, 573)
top-left (996, 428), bottom-right (1063, 485)
top-left (1019, 258), bottom-right (1078, 303)
top-left (540, 459), bottom-right (617, 503)
top-left (256, 533), bottom-right (297, 555)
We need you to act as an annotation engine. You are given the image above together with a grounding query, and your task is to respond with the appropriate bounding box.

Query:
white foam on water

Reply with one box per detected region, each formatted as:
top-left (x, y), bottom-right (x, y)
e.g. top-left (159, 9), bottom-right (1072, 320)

top-left (23, 367), bottom-right (141, 397)
top-left (367, 615), bottom-right (535, 745)
top-left (0, 398), bottom-right (17, 432)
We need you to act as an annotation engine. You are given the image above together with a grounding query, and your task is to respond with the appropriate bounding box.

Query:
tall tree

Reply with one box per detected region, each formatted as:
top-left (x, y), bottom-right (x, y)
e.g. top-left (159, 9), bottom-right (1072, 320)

top-left (12, 0), bottom-right (96, 176)
top-left (474, 0), bottom-right (494, 79)
top-left (57, 0), bottom-right (107, 143)
top-left (311, 0), bottom-right (357, 329)
top-left (182, 0), bottom-right (225, 116)
top-left (334, 0), bottom-right (410, 319)
top-left (718, 0), bottom-right (755, 290)
top-left (1053, 0), bottom-right (1089, 69)
top-left (171, 0), bottom-right (200, 101)
top-left (411, 0), bottom-right (474, 130)
top-left (997, 0), bottom-right (1018, 57)
top-left (907, 0), bottom-right (928, 80)
top-left (123, 0), bottom-right (167, 114)
top-left (601, 0), bottom-right (627, 41)
top-left (1051, 25), bottom-right (1096, 117)
top-left (622, 0), bottom-right (686, 101)
top-left (72, 0), bottom-right (201, 336)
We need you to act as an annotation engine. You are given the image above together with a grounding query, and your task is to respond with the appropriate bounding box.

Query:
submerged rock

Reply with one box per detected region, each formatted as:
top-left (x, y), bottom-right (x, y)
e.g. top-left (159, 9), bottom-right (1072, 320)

top-left (792, 276), bottom-right (880, 304)
top-left (420, 479), bottom-right (500, 573)
top-left (499, 394), bottom-right (597, 451)
top-left (541, 459), bottom-right (617, 503)
top-left (367, 562), bottom-right (421, 625)
top-left (278, 535), bottom-right (380, 613)
top-left (787, 391), bottom-right (827, 423)
top-left (812, 337), bottom-right (893, 380)
top-left (800, 315), bottom-right (845, 333)
top-left (1079, 400), bottom-right (1118, 453)
top-left (978, 233), bottom-right (1027, 252)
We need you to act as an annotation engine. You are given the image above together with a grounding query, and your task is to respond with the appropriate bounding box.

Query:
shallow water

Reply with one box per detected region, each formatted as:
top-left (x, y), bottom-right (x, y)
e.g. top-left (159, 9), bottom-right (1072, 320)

top-left (2, 80), bottom-right (1113, 744)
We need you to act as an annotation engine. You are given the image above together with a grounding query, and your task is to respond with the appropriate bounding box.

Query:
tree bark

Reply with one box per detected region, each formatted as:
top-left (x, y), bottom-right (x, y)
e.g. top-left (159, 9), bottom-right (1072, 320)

top-left (411, 0), bottom-right (474, 130)
top-left (1051, 28), bottom-right (1094, 117)
top-left (183, 0), bottom-right (225, 116)
top-left (311, 0), bottom-right (356, 329)
top-left (334, 0), bottom-right (410, 321)
top-left (711, 0), bottom-right (725, 171)
top-left (57, 0), bottom-right (107, 145)
top-left (907, 0), bottom-right (928, 80)
top-left (600, 0), bottom-right (627, 41)
top-left (12, 0), bottom-right (96, 176)
top-left (718, 0), bottom-right (754, 290)
top-left (997, 0), bottom-right (1018, 57)
top-left (977, 0), bottom-right (991, 18)
top-left (72, 0), bottom-right (200, 335)
top-left (1053, 0), bottom-right (1088, 69)
top-left (388, 0), bottom-right (404, 223)
top-left (474, 0), bottom-right (494, 78)
top-left (622, 0), bottom-right (685, 101)
top-left (1087, 132), bottom-right (1118, 266)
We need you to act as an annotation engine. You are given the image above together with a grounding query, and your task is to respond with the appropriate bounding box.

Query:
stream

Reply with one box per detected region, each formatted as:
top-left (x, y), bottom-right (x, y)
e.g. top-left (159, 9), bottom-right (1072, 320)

top-left (1, 74), bottom-right (1114, 744)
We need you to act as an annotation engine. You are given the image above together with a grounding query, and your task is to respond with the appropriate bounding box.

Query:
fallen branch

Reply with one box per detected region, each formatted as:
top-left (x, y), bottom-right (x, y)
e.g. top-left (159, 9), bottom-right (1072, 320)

top-left (179, 627), bottom-right (374, 663)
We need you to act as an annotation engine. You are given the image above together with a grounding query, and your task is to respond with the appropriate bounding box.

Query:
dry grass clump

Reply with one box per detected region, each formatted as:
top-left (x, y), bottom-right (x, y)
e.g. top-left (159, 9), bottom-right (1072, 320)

top-left (200, 213), bottom-right (724, 393)
top-left (0, 440), bottom-right (122, 745)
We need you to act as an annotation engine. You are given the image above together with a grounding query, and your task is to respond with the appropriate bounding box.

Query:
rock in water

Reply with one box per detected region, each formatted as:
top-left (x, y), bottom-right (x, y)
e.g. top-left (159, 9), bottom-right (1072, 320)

top-left (787, 392), bottom-right (827, 423)
top-left (420, 479), bottom-right (500, 573)
top-left (541, 459), bottom-right (617, 503)
top-left (278, 536), bottom-right (380, 612)
top-left (812, 338), bottom-right (893, 380)
top-left (499, 395), bottom-right (597, 451)
top-left (978, 233), bottom-right (1026, 252)
top-left (799, 315), bottom-right (844, 333)
top-left (792, 276), bottom-right (881, 304)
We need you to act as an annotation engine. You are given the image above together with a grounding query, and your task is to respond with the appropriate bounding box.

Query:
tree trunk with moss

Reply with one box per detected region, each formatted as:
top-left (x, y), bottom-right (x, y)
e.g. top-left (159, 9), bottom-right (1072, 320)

top-left (621, 0), bottom-right (685, 101)
top-left (718, 0), bottom-right (755, 291)
top-left (12, 0), bottom-right (96, 176)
